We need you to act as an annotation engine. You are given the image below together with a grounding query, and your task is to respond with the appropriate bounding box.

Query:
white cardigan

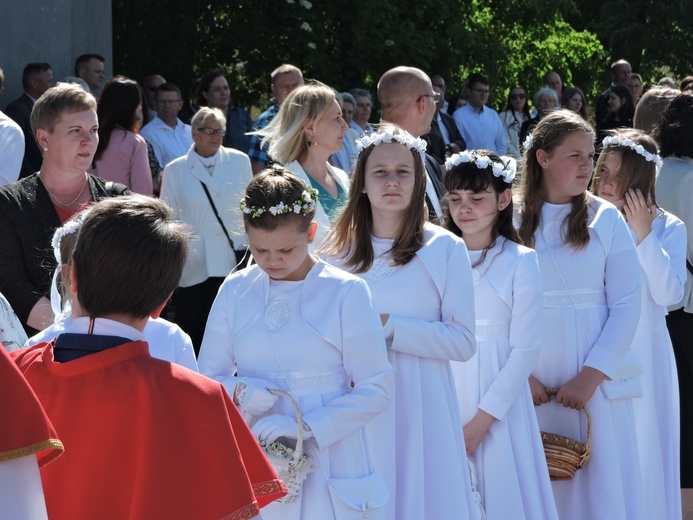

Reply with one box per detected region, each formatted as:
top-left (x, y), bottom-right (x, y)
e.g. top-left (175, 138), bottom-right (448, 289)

top-left (161, 145), bottom-right (253, 287)
top-left (284, 160), bottom-right (350, 247)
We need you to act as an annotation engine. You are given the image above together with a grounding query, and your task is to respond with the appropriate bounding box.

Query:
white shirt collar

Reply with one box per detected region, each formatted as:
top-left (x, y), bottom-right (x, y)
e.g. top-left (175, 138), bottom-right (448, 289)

top-left (68, 317), bottom-right (146, 342)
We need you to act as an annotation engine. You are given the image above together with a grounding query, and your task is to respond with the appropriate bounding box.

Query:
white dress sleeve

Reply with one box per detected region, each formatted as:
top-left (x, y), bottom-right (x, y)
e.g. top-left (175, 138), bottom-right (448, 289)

top-left (389, 240), bottom-right (477, 362)
top-left (0, 455), bottom-right (48, 520)
top-left (584, 212), bottom-right (642, 378)
top-left (303, 279), bottom-right (393, 449)
top-left (479, 250), bottom-right (542, 421)
top-left (198, 280), bottom-right (240, 397)
top-left (635, 215), bottom-right (686, 307)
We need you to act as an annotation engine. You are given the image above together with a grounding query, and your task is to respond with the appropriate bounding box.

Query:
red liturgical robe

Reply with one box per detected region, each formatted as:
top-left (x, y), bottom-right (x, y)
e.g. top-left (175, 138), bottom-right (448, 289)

top-left (12, 340), bottom-right (286, 520)
top-left (0, 344), bottom-right (63, 465)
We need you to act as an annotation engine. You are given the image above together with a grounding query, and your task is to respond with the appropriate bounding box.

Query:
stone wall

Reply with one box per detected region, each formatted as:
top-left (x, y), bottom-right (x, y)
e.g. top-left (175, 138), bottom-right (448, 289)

top-left (0, 0), bottom-right (112, 109)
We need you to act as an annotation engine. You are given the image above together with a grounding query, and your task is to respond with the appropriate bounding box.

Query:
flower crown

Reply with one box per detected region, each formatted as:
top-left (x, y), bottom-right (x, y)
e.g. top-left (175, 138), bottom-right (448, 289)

top-left (355, 130), bottom-right (427, 155)
top-left (602, 136), bottom-right (663, 168)
top-left (445, 150), bottom-right (517, 184)
top-left (240, 187), bottom-right (320, 218)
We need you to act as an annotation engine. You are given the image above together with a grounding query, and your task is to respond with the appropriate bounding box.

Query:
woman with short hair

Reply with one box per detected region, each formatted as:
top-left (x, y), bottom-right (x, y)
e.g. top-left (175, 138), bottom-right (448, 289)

top-left (160, 107), bottom-right (253, 353)
top-left (0, 83), bottom-right (130, 335)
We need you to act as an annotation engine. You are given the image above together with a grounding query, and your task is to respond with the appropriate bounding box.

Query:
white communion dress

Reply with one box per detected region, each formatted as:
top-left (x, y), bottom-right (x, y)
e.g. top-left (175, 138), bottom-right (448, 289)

top-left (531, 197), bottom-right (644, 520)
top-left (451, 238), bottom-right (559, 520)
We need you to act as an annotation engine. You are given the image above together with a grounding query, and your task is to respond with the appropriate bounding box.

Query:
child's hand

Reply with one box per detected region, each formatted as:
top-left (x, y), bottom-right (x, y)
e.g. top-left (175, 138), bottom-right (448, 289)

top-left (529, 375), bottom-right (550, 406)
top-left (463, 410), bottom-right (496, 456)
top-left (624, 189), bottom-right (655, 244)
top-left (556, 367), bottom-right (605, 410)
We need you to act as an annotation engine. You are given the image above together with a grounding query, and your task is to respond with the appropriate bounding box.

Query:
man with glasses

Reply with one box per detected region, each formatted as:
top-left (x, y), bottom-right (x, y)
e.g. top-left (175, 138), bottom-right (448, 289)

top-left (377, 66), bottom-right (446, 220)
top-left (452, 73), bottom-right (507, 155)
top-left (140, 83), bottom-right (193, 168)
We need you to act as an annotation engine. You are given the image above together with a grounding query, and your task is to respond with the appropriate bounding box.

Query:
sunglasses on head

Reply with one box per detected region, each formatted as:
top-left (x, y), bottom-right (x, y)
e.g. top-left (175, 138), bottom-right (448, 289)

top-left (510, 93), bottom-right (526, 100)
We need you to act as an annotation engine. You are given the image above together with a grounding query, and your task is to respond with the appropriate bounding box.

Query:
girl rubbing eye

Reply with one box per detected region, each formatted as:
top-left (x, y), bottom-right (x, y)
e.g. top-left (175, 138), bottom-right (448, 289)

top-left (592, 129), bottom-right (686, 520)
top-left (443, 149), bottom-right (559, 519)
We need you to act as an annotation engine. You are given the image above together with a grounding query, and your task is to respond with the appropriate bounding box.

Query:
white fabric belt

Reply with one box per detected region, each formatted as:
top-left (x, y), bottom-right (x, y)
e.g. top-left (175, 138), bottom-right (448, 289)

top-left (475, 319), bottom-right (510, 338)
top-left (543, 289), bottom-right (606, 309)
top-left (240, 368), bottom-right (348, 395)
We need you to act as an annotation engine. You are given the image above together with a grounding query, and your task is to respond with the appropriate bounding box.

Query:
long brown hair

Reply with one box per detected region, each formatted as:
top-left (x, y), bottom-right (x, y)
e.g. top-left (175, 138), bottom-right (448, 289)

top-left (518, 110), bottom-right (594, 249)
top-left (592, 129), bottom-right (659, 206)
top-left (321, 123), bottom-right (427, 272)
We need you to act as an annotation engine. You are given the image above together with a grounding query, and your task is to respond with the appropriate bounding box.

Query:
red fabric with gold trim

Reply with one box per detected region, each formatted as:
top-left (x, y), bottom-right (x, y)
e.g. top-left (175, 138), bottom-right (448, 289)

top-left (1, 345), bottom-right (63, 466)
top-left (12, 341), bottom-right (286, 520)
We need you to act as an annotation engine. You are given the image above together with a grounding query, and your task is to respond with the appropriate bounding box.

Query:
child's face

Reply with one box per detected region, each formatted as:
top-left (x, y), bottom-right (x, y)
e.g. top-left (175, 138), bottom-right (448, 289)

top-left (596, 151), bottom-right (625, 210)
top-left (247, 220), bottom-right (317, 281)
top-left (448, 187), bottom-right (510, 250)
top-left (362, 142), bottom-right (417, 218)
top-left (537, 131), bottom-right (594, 204)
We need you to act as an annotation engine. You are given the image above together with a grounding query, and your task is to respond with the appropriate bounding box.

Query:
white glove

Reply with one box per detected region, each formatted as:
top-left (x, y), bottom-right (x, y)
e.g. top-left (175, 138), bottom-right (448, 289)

top-left (251, 414), bottom-right (313, 444)
top-left (234, 377), bottom-right (279, 416)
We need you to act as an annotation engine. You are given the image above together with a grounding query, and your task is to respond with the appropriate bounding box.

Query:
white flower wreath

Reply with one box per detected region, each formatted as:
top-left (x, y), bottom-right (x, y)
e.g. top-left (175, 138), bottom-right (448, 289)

top-left (355, 130), bottom-right (428, 155)
top-left (602, 136), bottom-right (663, 168)
top-left (241, 187), bottom-right (319, 218)
top-left (444, 150), bottom-right (517, 184)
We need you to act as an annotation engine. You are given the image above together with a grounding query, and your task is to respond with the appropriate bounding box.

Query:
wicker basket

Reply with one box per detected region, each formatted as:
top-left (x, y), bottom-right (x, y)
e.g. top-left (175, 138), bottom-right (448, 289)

top-left (540, 387), bottom-right (592, 481)
top-left (259, 389), bottom-right (314, 503)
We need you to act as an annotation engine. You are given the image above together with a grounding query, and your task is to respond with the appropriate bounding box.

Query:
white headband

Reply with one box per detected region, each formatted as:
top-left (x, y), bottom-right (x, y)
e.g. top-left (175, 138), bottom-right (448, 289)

top-left (445, 150), bottom-right (517, 184)
top-left (355, 130), bottom-right (427, 155)
top-left (602, 136), bottom-right (663, 168)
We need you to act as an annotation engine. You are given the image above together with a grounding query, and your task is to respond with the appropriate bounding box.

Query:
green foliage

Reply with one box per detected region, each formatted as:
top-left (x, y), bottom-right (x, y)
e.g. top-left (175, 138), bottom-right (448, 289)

top-left (112, 0), bottom-right (687, 115)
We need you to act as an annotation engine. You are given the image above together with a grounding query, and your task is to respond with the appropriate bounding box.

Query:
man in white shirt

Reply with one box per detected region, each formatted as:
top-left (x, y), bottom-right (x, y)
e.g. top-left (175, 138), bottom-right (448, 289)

top-left (349, 88), bottom-right (375, 134)
top-left (0, 67), bottom-right (24, 186)
top-left (377, 66), bottom-right (445, 220)
top-left (452, 73), bottom-right (507, 155)
top-left (140, 83), bottom-right (193, 168)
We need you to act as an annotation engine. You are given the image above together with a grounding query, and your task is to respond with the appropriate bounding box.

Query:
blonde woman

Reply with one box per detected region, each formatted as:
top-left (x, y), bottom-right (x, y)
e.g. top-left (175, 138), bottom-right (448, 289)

top-left (258, 83), bottom-right (350, 244)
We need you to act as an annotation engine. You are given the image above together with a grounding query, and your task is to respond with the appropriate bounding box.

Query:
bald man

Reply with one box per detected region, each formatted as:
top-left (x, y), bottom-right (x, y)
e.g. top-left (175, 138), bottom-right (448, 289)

top-left (377, 66), bottom-right (445, 220)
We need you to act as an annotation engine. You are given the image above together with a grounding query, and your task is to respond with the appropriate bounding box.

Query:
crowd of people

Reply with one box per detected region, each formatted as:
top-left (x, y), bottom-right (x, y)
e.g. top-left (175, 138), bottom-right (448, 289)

top-left (1, 54), bottom-right (693, 520)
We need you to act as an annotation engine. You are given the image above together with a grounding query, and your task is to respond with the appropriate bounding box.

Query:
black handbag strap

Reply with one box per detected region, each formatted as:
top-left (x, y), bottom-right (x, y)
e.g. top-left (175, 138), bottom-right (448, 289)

top-left (199, 181), bottom-right (235, 251)
top-left (687, 259), bottom-right (693, 277)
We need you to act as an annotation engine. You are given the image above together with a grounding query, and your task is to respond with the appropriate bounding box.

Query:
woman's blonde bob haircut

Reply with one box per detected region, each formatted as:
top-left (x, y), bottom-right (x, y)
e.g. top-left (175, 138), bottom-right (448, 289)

top-left (257, 82), bottom-right (339, 165)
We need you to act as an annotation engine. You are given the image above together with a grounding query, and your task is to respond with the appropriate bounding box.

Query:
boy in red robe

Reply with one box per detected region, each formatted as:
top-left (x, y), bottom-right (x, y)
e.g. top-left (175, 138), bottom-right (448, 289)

top-left (12, 195), bottom-right (286, 520)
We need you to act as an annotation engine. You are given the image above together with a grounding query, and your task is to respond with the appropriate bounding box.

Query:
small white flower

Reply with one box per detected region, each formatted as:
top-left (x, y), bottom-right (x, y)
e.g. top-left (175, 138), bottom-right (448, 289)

top-left (523, 134), bottom-right (533, 151)
top-left (301, 190), bottom-right (312, 202)
top-left (242, 206), bottom-right (251, 214)
top-left (307, 42), bottom-right (317, 49)
top-left (634, 145), bottom-right (645, 154)
top-left (300, 22), bottom-right (312, 32)
top-left (492, 163), bottom-right (504, 176)
top-left (293, 204), bottom-right (302, 213)
top-left (476, 156), bottom-right (491, 169)
top-left (623, 139), bottom-right (633, 147)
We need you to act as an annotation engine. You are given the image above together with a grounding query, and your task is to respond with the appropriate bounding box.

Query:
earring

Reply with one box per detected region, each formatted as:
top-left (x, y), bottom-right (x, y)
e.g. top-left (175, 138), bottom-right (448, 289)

top-left (43, 147), bottom-right (48, 152)
top-left (311, 140), bottom-right (318, 147)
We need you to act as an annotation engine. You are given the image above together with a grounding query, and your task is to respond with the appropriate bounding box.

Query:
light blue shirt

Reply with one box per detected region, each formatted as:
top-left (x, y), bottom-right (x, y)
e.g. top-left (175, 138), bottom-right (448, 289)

top-left (452, 103), bottom-right (507, 155)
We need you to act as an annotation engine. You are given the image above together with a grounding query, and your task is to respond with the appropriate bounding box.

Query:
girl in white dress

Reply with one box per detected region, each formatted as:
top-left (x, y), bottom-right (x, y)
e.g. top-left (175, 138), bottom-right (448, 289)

top-left (323, 124), bottom-right (478, 520)
top-left (443, 149), bottom-right (559, 520)
top-left (199, 167), bottom-right (393, 520)
top-left (592, 130), bottom-right (686, 520)
top-left (518, 110), bottom-right (644, 520)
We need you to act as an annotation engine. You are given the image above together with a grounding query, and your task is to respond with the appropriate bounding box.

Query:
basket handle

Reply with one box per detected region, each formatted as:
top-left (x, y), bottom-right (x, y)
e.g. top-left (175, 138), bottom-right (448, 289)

top-left (268, 388), bottom-right (305, 460)
top-left (544, 387), bottom-right (592, 467)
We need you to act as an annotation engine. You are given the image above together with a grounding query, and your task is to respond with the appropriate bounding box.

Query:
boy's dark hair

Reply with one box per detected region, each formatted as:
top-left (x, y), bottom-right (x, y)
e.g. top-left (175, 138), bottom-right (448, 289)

top-left (72, 195), bottom-right (191, 319)
top-left (466, 73), bottom-right (489, 88)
